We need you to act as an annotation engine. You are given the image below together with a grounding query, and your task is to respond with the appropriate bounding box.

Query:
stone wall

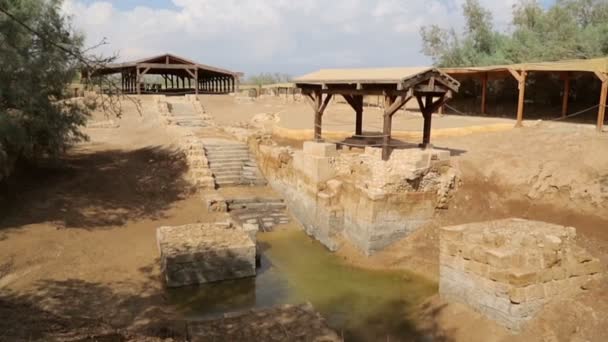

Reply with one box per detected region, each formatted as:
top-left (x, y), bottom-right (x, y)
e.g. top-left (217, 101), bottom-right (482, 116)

top-left (252, 140), bottom-right (458, 255)
top-left (157, 223), bottom-right (256, 288)
top-left (439, 218), bottom-right (603, 331)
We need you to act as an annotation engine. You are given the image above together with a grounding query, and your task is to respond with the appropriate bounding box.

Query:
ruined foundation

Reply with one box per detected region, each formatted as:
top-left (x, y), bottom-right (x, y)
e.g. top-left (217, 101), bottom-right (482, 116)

top-left (186, 303), bottom-right (340, 342)
top-left (253, 140), bottom-right (458, 255)
top-left (156, 223), bottom-right (256, 288)
top-left (439, 218), bottom-right (603, 331)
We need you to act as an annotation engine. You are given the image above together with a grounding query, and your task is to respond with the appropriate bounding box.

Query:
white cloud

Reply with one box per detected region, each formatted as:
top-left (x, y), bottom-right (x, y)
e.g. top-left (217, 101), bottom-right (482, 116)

top-left (62, 0), bottom-right (519, 76)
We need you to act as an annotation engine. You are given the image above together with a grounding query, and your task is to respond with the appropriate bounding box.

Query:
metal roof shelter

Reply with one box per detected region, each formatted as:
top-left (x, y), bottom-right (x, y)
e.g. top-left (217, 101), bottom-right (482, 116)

top-left (295, 67), bottom-right (460, 160)
top-left (442, 57), bottom-right (608, 131)
top-left (88, 53), bottom-right (241, 95)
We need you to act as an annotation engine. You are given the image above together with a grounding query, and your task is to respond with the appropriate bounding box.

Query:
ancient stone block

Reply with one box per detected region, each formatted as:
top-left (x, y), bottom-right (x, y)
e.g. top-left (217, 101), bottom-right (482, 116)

top-left (303, 141), bottom-right (338, 157)
top-left (157, 223), bottom-right (256, 288)
top-left (439, 219), bottom-right (603, 332)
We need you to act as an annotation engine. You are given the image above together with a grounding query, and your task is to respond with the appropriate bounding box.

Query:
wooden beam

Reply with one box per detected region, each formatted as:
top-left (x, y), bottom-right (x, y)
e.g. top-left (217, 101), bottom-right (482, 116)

top-left (598, 79), bottom-right (607, 132)
top-left (138, 63), bottom-right (198, 71)
top-left (508, 69), bottom-right (523, 83)
top-left (385, 95), bottom-right (412, 117)
top-left (562, 72), bottom-right (570, 118)
top-left (185, 68), bottom-right (196, 79)
top-left (481, 72), bottom-right (488, 114)
top-left (319, 93), bottom-right (333, 114)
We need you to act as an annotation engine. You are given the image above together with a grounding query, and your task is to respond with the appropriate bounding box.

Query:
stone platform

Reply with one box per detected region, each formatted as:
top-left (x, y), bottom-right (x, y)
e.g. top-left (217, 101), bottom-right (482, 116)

top-left (186, 303), bottom-right (341, 342)
top-left (439, 218), bottom-right (603, 331)
top-left (157, 223), bottom-right (256, 288)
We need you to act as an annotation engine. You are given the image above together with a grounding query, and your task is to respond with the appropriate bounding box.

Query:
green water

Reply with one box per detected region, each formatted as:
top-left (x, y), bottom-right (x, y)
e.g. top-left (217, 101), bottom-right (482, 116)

top-left (168, 229), bottom-right (437, 341)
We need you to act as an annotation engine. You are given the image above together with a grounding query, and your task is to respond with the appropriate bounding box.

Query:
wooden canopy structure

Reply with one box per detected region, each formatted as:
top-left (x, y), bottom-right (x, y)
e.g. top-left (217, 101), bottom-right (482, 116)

top-left (442, 57), bottom-right (608, 131)
top-left (295, 67), bottom-right (460, 160)
top-left (88, 53), bottom-right (240, 95)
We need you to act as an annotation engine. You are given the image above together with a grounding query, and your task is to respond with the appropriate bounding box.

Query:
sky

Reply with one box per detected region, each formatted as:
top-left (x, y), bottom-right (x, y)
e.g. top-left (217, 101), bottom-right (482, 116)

top-left (63, 0), bottom-right (556, 77)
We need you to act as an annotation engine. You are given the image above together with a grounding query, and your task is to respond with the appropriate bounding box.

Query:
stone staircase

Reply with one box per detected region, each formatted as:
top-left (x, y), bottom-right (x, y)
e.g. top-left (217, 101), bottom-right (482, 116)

top-left (227, 198), bottom-right (290, 232)
top-left (204, 141), bottom-right (266, 187)
top-left (166, 98), bottom-right (209, 127)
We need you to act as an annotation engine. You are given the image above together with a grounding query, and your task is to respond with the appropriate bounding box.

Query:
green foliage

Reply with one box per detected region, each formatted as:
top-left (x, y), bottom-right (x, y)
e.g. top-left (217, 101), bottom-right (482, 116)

top-left (0, 0), bottom-right (89, 161)
top-left (246, 72), bottom-right (292, 86)
top-left (420, 0), bottom-right (608, 67)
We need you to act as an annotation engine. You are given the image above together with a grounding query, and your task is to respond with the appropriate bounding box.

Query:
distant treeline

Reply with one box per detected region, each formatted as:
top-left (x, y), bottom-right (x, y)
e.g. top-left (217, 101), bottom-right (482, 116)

top-left (420, 0), bottom-right (608, 67)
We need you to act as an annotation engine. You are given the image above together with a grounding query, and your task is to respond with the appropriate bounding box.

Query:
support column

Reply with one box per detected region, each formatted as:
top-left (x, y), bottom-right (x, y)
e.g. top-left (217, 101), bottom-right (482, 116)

top-left (422, 96), bottom-right (433, 147)
top-left (305, 91), bottom-right (332, 142)
top-left (598, 78), bottom-right (607, 132)
top-left (136, 67), bottom-right (141, 95)
top-left (562, 72), bottom-right (570, 118)
top-left (355, 95), bottom-right (363, 135)
top-left (194, 69), bottom-right (199, 95)
top-left (481, 72), bottom-right (488, 114)
top-left (382, 96), bottom-right (395, 160)
top-left (509, 69), bottom-right (527, 127)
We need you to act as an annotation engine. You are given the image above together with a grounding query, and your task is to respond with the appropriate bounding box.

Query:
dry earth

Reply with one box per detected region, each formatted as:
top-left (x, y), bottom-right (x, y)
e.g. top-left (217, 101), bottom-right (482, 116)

top-left (0, 94), bottom-right (607, 341)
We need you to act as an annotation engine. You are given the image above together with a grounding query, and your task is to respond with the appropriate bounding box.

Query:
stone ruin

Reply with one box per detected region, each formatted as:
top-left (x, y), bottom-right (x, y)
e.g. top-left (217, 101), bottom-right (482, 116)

top-left (439, 218), bottom-right (603, 331)
top-left (156, 222), bottom-right (257, 288)
top-left (253, 141), bottom-right (458, 255)
top-left (186, 303), bottom-right (341, 342)
top-left (179, 136), bottom-right (216, 190)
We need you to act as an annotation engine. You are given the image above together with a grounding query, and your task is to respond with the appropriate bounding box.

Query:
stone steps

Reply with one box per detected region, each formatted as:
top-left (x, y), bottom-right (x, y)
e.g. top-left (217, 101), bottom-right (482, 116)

top-left (225, 197), bottom-right (291, 232)
top-left (203, 141), bottom-right (266, 187)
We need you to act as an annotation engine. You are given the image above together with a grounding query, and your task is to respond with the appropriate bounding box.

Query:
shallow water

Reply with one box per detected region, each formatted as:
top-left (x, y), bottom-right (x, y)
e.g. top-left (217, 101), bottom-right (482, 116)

top-left (167, 229), bottom-right (437, 341)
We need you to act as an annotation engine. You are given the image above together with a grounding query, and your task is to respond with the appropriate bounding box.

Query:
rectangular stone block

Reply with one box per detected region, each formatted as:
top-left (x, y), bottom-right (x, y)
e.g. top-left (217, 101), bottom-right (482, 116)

top-left (157, 224), bottom-right (256, 288)
top-left (303, 141), bottom-right (337, 157)
top-left (293, 152), bottom-right (336, 183)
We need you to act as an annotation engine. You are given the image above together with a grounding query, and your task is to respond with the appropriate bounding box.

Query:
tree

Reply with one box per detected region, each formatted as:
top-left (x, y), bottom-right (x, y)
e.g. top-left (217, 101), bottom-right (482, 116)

top-left (419, 0), bottom-right (608, 67)
top-left (420, 0), bottom-right (506, 67)
top-left (0, 0), bottom-right (96, 164)
top-left (246, 72), bottom-right (292, 86)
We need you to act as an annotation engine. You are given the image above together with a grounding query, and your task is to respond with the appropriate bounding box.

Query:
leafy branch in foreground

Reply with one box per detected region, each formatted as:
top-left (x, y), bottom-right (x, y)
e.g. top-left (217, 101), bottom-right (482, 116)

top-left (0, 0), bottom-right (137, 169)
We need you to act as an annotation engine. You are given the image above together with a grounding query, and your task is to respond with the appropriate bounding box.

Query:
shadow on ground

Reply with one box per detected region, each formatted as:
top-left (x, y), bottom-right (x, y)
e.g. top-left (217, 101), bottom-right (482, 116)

top-left (0, 265), bottom-right (185, 341)
top-left (0, 146), bottom-right (192, 230)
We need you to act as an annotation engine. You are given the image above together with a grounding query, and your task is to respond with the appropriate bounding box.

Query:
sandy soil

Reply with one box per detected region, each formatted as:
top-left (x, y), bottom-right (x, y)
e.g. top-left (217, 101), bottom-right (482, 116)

top-left (1, 94), bottom-right (607, 341)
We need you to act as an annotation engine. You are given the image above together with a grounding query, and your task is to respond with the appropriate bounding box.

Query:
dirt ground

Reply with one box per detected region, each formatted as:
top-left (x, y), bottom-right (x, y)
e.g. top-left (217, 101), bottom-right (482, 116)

top-left (1, 94), bottom-right (607, 341)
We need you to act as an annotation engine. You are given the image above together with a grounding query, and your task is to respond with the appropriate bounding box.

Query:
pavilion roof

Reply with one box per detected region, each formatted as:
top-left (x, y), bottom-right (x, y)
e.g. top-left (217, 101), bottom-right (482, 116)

top-left (295, 67), bottom-right (432, 84)
top-left (441, 57), bottom-right (608, 75)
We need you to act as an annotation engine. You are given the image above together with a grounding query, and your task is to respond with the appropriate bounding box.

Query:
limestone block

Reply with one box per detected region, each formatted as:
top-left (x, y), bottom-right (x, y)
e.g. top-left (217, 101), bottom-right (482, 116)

top-left (293, 151), bottom-right (336, 183)
top-left (439, 219), bottom-right (603, 331)
top-left (303, 141), bottom-right (338, 157)
top-left (242, 223), bottom-right (259, 243)
top-left (157, 224), bottom-right (256, 288)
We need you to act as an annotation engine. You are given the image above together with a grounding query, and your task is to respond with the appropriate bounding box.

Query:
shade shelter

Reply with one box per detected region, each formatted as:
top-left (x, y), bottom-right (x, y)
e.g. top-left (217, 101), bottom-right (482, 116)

top-left (442, 57), bottom-right (608, 131)
top-left (87, 53), bottom-right (240, 95)
top-left (295, 67), bottom-right (460, 161)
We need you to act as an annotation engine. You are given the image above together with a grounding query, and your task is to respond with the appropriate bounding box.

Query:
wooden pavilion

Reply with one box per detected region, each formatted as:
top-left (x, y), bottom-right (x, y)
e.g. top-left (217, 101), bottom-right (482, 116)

top-left (295, 67), bottom-right (460, 161)
top-left (442, 57), bottom-right (608, 131)
top-left (87, 53), bottom-right (240, 95)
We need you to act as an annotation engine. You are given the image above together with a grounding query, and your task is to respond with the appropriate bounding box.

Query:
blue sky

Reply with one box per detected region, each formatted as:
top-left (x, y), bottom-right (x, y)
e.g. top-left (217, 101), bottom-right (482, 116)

top-left (65, 0), bottom-right (558, 77)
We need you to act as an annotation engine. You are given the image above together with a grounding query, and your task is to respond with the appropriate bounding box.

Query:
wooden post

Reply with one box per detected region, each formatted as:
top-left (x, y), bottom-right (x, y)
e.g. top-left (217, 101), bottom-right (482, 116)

top-left (382, 96), bottom-right (395, 160)
top-left (422, 96), bottom-right (433, 147)
top-left (562, 72), bottom-right (570, 118)
top-left (194, 69), bottom-right (199, 95)
top-left (305, 91), bottom-right (332, 142)
top-left (355, 95), bottom-right (363, 136)
top-left (136, 67), bottom-right (141, 95)
top-left (598, 79), bottom-right (607, 132)
top-left (481, 72), bottom-right (488, 114)
top-left (509, 69), bottom-right (527, 127)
